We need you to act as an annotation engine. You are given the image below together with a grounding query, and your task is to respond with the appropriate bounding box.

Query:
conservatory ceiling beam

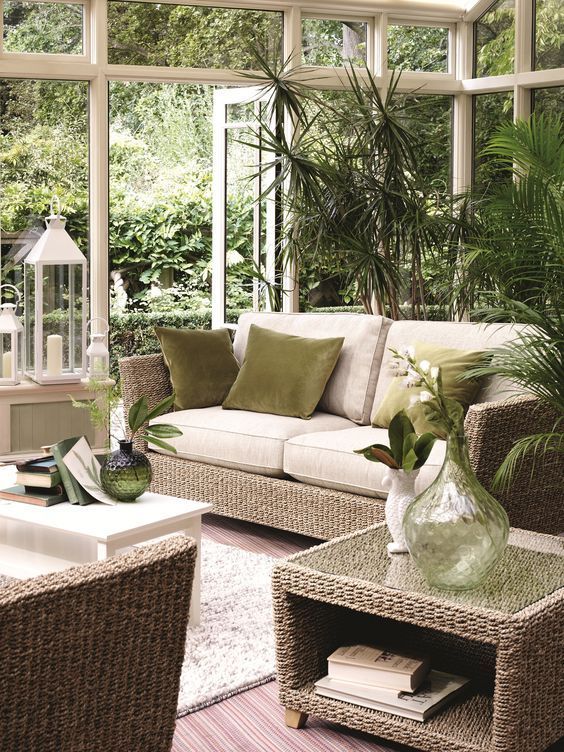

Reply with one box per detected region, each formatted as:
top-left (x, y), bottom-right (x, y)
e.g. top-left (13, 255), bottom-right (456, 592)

top-left (132, 0), bottom-right (465, 20)
top-left (462, 0), bottom-right (494, 23)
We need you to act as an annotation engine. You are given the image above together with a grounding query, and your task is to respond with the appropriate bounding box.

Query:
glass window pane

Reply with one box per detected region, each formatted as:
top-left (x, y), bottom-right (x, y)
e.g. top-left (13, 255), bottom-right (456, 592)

top-left (532, 86), bottom-right (564, 116)
top-left (474, 0), bottom-right (515, 77)
top-left (3, 1), bottom-right (83, 55)
top-left (399, 95), bottom-right (453, 190)
top-left (107, 2), bottom-right (283, 69)
top-left (109, 82), bottom-right (215, 315)
top-left (0, 79), bottom-right (89, 293)
top-left (473, 91), bottom-right (514, 192)
top-left (302, 18), bottom-right (367, 67)
top-left (388, 25), bottom-right (449, 73)
top-left (535, 0), bottom-right (564, 70)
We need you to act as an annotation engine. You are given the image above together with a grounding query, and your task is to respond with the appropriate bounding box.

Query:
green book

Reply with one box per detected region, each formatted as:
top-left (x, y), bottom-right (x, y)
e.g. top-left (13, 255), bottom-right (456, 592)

top-left (0, 485), bottom-right (67, 507)
top-left (51, 437), bottom-right (98, 506)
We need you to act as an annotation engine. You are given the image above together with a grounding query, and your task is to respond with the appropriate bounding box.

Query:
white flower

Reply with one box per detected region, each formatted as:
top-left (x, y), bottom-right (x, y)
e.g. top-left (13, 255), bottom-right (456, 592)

top-left (419, 390), bottom-right (434, 403)
top-left (403, 368), bottom-right (421, 388)
top-left (409, 394), bottom-right (420, 407)
top-left (398, 344), bottom-right (415, 360)
top-left (419, 360), bottom-right (430, 374)
top-left (430, 366), bottom-right (440, 381)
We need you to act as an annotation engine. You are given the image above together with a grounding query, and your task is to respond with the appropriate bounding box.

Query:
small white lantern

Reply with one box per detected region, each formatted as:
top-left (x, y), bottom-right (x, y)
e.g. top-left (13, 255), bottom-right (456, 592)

top-left (86, 317), bottom-right (110, 380)
top-left (24, 197), bottom-right (87, 384)
top-left (0, 285), bottom-right (24, 387)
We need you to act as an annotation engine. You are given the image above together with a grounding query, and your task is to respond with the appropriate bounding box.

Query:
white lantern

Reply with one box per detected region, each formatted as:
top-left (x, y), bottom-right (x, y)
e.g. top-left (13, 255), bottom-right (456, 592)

top-left (0, 285), bottom-right (24, 387)
top-left (24, 197), bottom-right (87, 384)
top-left (86, 317), bottom-right (110, 380)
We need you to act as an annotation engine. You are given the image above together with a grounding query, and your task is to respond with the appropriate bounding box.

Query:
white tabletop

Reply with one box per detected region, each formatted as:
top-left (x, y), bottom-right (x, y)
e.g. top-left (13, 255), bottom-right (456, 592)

top-left (0, 491), bottom-right (212, 542)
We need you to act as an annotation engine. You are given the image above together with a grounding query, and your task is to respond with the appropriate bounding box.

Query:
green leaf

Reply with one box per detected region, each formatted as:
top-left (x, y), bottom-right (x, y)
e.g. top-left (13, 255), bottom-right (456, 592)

top-left (389, 410), bottom-right (415, 464)
top-left (354, 444), bottom-right (399, 468)
top-left (140, 434), bottom-right (178, 454)
top-left (145, 393), bottom-right (176, 422)
top-left (401, 433), bottom-right (418, 470)
top-left (144, 424), bottom-right (182, 439)
top-left (413, 432), bottom-right (438, 469)
top-left (128, 396), bottom-right (148, 434)
top-left (402, 448), bottom-right (419, 472)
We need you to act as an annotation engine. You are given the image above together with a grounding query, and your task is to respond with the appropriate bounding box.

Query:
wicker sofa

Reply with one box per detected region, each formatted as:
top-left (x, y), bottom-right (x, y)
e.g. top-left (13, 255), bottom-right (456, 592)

top-left (121, 312), bottom-right (563, 540)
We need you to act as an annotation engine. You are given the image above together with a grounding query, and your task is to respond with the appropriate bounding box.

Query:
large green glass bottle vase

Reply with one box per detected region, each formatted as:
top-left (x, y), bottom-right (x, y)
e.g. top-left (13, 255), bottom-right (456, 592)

top-left (402, 433), bottom-right (509, 590)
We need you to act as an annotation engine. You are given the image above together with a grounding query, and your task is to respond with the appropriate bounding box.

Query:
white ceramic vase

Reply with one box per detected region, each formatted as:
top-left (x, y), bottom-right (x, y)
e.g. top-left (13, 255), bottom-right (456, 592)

top-left (382, 468), bottom-right (419, 554)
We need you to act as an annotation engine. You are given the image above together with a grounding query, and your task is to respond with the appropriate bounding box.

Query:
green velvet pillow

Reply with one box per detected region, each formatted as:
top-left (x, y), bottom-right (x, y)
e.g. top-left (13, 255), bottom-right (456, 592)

top-left (155, 327), bottom-right (239, 411)
top-left (372, 341), bottom-right (487, 436)
top-left (222, 324), bottom-right (344, 419)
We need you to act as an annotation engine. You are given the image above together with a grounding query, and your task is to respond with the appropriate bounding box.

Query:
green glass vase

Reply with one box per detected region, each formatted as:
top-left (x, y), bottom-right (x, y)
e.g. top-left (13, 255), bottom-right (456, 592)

top-left (402, 433), bottom-right (509, 590)
top-left (100, 440), bottom-right (152, 502)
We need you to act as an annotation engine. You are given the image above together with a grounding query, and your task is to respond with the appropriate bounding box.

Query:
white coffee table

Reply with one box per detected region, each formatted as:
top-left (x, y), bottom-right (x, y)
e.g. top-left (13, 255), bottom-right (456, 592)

top-left (0, 489), bottom-right (212, 625)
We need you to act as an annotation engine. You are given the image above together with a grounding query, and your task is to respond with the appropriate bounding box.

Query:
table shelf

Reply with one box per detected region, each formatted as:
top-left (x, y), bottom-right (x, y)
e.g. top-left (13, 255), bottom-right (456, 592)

top-left (0, 543), bottom-right (74, 579)
top-left (287, 683), bottom-right (494, 752)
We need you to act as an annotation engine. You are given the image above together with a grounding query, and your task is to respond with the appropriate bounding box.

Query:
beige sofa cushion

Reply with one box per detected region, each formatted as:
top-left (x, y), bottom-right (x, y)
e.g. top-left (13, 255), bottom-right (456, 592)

top-left (284, 426), bottom-right (445, 498)
top-left (149, 406), bottom-right (355, 478)
top-left (233, 312), bottom-right (392, 425)
top-left (372, 320), bottom-right (524, 420)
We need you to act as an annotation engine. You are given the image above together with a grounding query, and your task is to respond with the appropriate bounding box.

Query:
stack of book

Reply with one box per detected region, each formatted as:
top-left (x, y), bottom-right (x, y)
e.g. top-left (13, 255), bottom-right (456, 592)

top-left (0, 456), bottom-right (67, 507)
top-left (314, 644), bottom-right (470, 722)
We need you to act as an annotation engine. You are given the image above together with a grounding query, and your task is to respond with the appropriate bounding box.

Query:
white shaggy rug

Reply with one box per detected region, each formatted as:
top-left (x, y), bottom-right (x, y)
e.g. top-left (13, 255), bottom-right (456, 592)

top-left (177, 539), bottom-right (276, 716)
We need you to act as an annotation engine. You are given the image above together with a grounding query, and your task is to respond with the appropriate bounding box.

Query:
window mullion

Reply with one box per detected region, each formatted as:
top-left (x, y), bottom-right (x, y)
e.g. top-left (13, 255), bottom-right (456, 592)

top-left (89, 0), bottom-right (109, 328)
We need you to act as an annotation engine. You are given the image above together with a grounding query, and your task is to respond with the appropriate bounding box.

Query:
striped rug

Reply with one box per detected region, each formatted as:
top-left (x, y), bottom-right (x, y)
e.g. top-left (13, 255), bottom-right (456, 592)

top-left (173, 514), bottom-right (410, 752)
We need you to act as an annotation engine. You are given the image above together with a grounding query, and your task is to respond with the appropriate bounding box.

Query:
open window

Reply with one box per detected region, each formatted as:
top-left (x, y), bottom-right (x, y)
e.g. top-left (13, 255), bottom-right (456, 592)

top-left (212, 86), bottom-right (278, 329)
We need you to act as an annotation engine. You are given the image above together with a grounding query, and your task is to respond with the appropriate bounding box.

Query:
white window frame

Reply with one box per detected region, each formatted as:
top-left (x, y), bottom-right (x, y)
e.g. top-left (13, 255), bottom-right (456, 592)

top-left (386, 17), bottom-right (456, 77)
top-left (0, 0), bottom-right (561, 328)
top-left (1, 0), bottom-right (90, 61)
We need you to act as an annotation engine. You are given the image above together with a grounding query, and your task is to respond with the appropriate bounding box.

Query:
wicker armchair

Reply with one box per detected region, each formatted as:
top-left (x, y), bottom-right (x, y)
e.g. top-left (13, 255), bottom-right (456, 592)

top-left (120, 353), bottom-right (563, 538)
top-left (0, 536), bottom-right (197, 752)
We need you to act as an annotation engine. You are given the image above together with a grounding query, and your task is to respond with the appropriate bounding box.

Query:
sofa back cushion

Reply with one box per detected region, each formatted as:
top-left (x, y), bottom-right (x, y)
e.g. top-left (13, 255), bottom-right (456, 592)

top-left (233, 312), bottom-right (393, 424)
top-left (371, 320), bottom-right (524, 420)
top-left (223, 324), bottom-right (344, 419)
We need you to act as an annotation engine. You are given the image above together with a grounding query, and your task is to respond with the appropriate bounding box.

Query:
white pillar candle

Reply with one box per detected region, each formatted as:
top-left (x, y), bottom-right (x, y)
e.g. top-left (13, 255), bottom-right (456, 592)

top-left (2, 351), bottom-right (12, 379)
top-left (46, 334), bottom-right (63, 377)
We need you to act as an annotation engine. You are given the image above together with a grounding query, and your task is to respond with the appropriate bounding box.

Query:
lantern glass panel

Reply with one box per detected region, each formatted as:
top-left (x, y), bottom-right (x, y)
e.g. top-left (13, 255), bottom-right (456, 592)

top-left (41, 263), bottom-right (83, 375)
top-left (25, 263), bottom-right (36, 374)
top-left (1, 333), bottom-right (13, 379)
top-left (71, 264), bottom-right (85, 372)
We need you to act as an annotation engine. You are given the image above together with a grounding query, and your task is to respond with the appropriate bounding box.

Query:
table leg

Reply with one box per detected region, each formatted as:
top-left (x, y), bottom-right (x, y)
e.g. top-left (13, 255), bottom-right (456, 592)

top-left (97, 540), bottom-right (117, 560)
top-left (285, 709), bottom-right (308, 729)
top-left (182, 518), bottom-right (202, 626)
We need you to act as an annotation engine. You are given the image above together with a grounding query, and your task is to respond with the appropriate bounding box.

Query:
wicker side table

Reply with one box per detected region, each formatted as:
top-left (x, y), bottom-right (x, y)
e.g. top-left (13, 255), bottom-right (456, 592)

top-left (272, 525), bottom-right (564, 752)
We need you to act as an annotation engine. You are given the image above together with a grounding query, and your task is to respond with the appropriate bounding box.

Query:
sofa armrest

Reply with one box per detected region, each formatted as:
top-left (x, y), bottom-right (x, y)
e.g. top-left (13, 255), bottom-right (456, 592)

top-left (119, 354), bottom-right (173, 453)
top-left (465, 394), bottom-right (563, 534)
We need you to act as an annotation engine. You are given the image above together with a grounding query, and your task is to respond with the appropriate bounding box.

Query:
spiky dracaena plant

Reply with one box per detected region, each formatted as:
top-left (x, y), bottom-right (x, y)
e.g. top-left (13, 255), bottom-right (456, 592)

top-left (240, 53), bottom-right (448, 319)
top-left (463, 114), bottom-right (564, 488)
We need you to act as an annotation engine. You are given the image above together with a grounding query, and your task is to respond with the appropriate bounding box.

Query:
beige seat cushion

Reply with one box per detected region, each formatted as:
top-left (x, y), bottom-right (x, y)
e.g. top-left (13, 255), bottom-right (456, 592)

top-left (149, 406), bottom-right (355, 478)
top-left (372, 320), bottom-right (525, 420)
top-left (233, 312), bottom-right (392, 425)
top-left (284, 426), bottom-right (445, 498)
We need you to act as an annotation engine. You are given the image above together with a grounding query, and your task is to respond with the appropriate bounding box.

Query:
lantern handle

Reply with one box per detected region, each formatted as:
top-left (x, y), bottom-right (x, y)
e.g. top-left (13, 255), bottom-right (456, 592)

top-left (0, 284), bottom-right (22, 305)
top-left (50, 194), bottom-right (62, 218)
top-left (87, 317), bottom-right (110, 337)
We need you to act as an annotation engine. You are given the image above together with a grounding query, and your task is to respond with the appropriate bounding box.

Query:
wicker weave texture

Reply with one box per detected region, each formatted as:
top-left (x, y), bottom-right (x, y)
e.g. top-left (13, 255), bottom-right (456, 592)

top-left (120, 354), bottom-right (563, 539)
top-left (0, 537), bottom-right (197, 752)
top-left (272, 526), bottom-right (564, 752)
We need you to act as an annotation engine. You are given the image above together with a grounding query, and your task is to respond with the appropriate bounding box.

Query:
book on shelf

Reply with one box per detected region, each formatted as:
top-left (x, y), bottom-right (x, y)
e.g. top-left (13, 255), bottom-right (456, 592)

top-left (314, 670), bottom-right (470, 723)
top-left (14, 456), bottom-right (58, 474)
top-left (16, 470), bottom-right (62, 488)
top-left (0, 485), bottom-right (67, 507)
top-left (328, 645), bottom-right (430, 693)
